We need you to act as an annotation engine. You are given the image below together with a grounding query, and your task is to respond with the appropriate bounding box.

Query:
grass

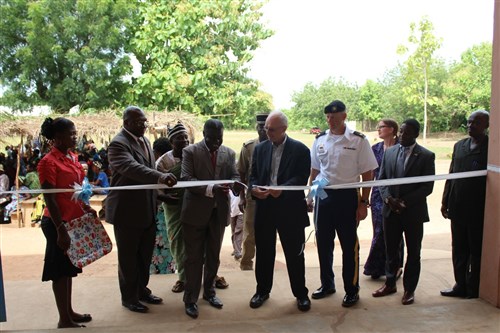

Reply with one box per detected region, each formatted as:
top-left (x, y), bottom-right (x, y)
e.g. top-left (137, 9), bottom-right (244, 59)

top-left (222, 130), bottom-right (317, 156)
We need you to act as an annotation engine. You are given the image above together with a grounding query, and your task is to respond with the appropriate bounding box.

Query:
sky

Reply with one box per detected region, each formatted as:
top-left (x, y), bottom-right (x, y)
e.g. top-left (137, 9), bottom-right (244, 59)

top-left (247, 0), bottom-right (495, 109)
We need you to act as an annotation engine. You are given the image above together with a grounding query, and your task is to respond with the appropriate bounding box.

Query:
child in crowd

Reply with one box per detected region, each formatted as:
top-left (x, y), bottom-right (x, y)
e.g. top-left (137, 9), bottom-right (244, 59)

top-left (89, 160), bottom-right (109, 194)
top-left (230, 192), bottom-right (244, 260)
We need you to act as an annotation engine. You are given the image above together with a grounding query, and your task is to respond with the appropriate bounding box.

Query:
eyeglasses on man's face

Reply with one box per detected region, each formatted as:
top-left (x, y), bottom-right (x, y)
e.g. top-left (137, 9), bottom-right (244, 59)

top-left (264, 125), bottom-right (285, 133)
top-left (133, 120), bottom-right (149, 128)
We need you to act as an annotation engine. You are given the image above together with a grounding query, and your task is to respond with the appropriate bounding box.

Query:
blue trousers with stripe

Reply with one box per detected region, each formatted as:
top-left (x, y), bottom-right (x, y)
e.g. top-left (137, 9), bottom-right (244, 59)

top-left (315, 189), bottom-right (360, 295)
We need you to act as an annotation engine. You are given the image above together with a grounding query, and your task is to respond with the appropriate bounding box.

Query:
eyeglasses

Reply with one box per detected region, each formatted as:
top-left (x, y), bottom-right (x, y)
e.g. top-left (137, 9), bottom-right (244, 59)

top-left (134, 120), bottom-right (149, 128)
top-left (264, 126), bottom-right (284, 133)
top-left (377, 125), bottom-right (389, 130)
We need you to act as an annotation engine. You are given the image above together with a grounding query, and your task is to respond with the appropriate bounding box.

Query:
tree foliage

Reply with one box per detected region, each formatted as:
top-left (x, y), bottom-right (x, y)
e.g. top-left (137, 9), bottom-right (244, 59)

top-left (289, 41), bottom-right (491, 133)
top-left (129, 0), bottom-right (273, 127)
top-left (357, 80), bottom-right (387, 124)
top-left (288, 78), bottom-right (358, 130)
top-left (0, 0), bottom-right (139, 112)
top-left (396, 16), bottom-right (442, 141)
top-left (0, 8), bottom-right (492, 133)
top-left (442, 42), bottom-right (492, 129)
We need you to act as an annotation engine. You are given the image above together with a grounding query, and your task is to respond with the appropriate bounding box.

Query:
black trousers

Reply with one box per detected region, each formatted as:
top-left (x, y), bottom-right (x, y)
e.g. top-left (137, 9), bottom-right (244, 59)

top-left (316, 189), bottom-right (359, 295)
top-left (114, 221), bottom-right (156, 304)
top-left (384, 214), bottom-right (423, 292)
top-left (254, 203), bottom-right (308, 299)
top-left (451, 220), bottom-right (483, 297)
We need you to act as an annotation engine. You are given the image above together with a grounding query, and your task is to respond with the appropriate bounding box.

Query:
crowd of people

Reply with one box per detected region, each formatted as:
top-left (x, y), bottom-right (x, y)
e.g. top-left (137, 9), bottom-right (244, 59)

top-left (0, 135), bottom-right (111, 225)
top-left (1, 102), bottom-right (488, 328)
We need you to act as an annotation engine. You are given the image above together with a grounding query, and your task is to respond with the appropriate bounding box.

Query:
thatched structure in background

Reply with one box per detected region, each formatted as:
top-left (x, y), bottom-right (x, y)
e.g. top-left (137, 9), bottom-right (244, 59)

top-left (0, 110), bottom-right (202, 148)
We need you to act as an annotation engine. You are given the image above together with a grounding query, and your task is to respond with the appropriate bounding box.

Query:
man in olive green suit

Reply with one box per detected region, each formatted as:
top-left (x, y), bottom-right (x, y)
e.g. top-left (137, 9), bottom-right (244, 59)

top-left (181, 119), bottom-right (242, 319)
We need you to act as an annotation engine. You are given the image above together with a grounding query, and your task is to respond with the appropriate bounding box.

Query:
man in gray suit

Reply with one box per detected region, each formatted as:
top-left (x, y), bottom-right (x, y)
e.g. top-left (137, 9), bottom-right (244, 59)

top-left (372, 119), bottom-right (435, 305)
top-left (181, 119), bottom-right (242, 319)
top-left (106, 106), bottom-right (177, 313)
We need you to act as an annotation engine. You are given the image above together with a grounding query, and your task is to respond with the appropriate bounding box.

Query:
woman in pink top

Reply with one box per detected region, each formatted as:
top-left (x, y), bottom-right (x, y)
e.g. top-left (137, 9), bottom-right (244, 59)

top-left (38, 117), bottom-right (94, 329)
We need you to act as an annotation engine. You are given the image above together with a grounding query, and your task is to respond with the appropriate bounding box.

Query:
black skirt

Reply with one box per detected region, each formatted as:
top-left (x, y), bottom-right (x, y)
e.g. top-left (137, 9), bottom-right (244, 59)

top-left (41, 216), bottom-right (82, 281)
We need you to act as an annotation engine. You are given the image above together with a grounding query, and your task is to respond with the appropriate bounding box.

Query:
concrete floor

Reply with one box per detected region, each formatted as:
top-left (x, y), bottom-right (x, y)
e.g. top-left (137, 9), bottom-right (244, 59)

top-left (1, 192), bottom-right (499, 332)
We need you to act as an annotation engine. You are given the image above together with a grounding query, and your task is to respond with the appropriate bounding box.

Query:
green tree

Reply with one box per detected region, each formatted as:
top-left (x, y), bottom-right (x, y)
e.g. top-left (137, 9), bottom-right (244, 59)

top-left (288, 77), bottom-right (358, 130)
top-left (357, 80), bottom-right (387, 129)
top-left (442, 42), bottom-right (492, 129)
top-left (229, 88), bottom-right (273, 129)
top-left (0, 0), bottom-right (138, 112)
top-left (377, 65), bottom-right (410, 122)
top-left (397, 16), bottom-right (442, 141)
top-left (129, 0), bottom-right (273, 123)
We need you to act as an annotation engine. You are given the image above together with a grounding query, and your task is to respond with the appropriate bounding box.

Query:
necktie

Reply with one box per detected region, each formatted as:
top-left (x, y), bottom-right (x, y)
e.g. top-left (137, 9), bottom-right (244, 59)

top-left (138, 137), bottom-right (148, 157)
top-left (210, 151), bottom-right (217, 169)
top-left (395, 146), bottom-right (407, 178)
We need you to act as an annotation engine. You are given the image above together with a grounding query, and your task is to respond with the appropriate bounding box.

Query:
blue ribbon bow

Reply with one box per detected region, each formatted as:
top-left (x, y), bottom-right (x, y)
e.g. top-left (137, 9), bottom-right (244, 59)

top-left (307, 177), bottom-right (329, 201)
top-left (71, 177), bottom-right (93, 205)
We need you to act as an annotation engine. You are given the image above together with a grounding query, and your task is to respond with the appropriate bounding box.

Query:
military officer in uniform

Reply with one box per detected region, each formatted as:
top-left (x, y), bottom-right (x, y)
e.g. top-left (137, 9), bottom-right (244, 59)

top-left (237, 113), bottom-right (269, 270)
top-left (308, 100), bottom-right (378, 307)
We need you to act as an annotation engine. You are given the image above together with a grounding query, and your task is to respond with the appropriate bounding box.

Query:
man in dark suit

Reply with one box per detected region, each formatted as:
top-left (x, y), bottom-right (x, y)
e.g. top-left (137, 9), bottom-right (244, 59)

top-left (248, 111), bottom-right (311, 312)
top-left (181, 119), bottom-right (242, 319)
top-left (372, 118), bottom-right (435, 305)
top-left (106, 106), bottom-right (177, 313)
top-left (440, 110), bottom-right (489, 299)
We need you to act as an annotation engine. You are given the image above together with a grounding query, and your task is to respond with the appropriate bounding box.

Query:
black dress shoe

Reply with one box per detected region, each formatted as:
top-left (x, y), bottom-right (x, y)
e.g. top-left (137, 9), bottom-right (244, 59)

top-left (249, 293), bottom-right (269, 309)
top-left (203, 295), bottom-right (223, 309)
top-left (342, 293), bottom-right (359, 307)
top-left (372, 284), bottom-right (397, 297)
top-left (311, 286), bottom-right (336, 299)
top-left (402, 291), bottom-right (415, 305)
top-left (185, 303), bottom-right (198, 319)
top-left (297, 296), bottom-right (311, 312)
top-left (139, 294), bottom-right (163, 304)
top-left (440, 288), bottom-right (466, 298)
top-left (122, 301), bottom-right (149, 313)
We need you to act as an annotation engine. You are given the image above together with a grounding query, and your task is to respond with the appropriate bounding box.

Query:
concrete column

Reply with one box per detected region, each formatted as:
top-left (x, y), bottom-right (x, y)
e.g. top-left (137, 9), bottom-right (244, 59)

top-left (479, 0), bottom-right (500, 307)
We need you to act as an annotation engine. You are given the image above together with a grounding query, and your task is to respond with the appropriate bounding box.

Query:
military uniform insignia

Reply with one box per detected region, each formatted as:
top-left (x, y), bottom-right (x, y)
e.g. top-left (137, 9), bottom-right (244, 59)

top-left (316, 130), bottom-right (327, 139)
top-left (243, 139), bottom-right (255, 147)
top-left (353, 131), bottom-right (366, 138)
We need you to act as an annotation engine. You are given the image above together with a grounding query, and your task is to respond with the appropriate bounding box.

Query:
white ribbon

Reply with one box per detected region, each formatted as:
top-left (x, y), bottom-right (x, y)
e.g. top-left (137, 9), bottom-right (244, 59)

top-left (0, 180), bottom-right (246, 195)
top-left (0, 170), bottom-right (487, 195)
top-left (488, 164), bottom-right (500, 173)
top-left (256, 170), bottom-right (487, 191)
